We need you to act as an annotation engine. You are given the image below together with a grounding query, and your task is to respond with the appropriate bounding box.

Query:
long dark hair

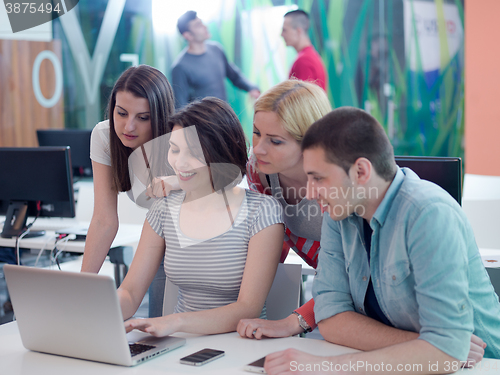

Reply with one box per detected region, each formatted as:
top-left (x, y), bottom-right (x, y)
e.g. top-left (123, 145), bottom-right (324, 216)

top-left (167, 97), bottom-right (248, 191)
top-left (108, 65), bottom-right (175, 191)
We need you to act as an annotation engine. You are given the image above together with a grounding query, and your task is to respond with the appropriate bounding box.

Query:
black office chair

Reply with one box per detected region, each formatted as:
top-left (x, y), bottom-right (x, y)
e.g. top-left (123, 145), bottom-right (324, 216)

top-left (394, 156), bottom-right (462, 205)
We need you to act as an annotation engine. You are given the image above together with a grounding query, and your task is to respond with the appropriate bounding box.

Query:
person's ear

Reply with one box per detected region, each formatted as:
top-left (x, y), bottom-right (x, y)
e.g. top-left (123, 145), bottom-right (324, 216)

top-left (182, 31), bottom-right (192, 41)
top-left (350, 157), bottom-right (372, 185)
top-left (297, 27), bottom-right (306, 37)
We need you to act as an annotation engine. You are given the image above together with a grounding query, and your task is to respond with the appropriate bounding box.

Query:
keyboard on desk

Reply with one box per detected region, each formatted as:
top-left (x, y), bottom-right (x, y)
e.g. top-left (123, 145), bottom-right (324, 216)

top-left (29, 218), bottom-right (80, 232)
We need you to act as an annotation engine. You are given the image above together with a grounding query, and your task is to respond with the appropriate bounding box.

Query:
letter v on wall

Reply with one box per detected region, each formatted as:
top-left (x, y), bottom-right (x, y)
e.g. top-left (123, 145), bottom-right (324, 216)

top-left (59, 0), bottom-right (126, 125)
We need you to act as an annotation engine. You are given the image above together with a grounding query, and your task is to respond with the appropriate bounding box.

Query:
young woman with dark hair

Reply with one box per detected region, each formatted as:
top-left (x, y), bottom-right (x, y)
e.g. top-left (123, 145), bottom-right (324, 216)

top-left (118, 97), bottom-right (284, 336)
top-left (82, 65), bottom-right (175, 317)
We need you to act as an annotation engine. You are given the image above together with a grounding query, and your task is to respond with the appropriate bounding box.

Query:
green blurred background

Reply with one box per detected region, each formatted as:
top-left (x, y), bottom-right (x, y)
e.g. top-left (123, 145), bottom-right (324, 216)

top-left (56, 0), bottom-right (464, 159)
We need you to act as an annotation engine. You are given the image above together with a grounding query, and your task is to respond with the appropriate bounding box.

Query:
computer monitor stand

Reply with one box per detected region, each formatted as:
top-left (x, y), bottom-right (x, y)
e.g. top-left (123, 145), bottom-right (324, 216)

top-left (1, 201), bottom-right (45, 238)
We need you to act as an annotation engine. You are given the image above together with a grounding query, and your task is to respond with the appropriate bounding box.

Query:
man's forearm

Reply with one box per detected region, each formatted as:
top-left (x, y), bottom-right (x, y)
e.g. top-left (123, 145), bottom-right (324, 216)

top-left (318, 311), bottom-right (418, 351)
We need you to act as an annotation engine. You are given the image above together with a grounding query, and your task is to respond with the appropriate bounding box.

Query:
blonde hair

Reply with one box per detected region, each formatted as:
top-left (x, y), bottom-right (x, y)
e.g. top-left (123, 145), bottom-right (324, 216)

top-left (254, 80), bottom-right (332, 142)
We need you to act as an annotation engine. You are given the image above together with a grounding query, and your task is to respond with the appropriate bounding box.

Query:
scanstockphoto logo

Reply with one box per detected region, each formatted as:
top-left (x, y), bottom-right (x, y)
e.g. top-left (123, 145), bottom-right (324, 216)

top-left (4, 0), bottom-right (79, 33)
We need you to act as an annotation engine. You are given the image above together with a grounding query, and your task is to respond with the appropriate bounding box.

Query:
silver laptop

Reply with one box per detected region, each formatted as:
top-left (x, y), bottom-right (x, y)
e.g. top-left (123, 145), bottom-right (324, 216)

top-left (4, 265), bottom-right (186, 366)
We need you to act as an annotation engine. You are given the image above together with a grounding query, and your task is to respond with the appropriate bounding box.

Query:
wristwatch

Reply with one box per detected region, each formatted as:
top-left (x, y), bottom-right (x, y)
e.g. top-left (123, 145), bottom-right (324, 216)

top-left (292, 311), bottom-right (312, 333)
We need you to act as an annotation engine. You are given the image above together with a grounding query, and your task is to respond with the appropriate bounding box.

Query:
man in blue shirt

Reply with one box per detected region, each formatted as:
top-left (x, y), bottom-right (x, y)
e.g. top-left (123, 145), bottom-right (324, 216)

top-left (171, 11), bottom-right (260, 109)
top-left (264, 107), bottom-right (500, 374)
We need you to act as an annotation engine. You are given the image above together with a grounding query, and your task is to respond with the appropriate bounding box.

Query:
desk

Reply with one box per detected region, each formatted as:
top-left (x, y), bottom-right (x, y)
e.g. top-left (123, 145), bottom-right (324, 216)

top-left (0, 222), bottom-right (142, 254)
top-left (0, 180), bottom-right (143, 253)
top-left (1, 322), bottom-right (499, 374)
top-left (0, 222), bottom-right (143, 285)
top-left (1, 179), bottom-right (146, 281)
top-left (480, 248), bottom-right (500, 300)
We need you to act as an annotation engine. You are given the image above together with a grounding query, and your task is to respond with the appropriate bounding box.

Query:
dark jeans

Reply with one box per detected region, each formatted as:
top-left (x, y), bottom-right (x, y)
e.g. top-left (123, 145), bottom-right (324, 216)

top-left (148, 259), bottom-right (166, 317)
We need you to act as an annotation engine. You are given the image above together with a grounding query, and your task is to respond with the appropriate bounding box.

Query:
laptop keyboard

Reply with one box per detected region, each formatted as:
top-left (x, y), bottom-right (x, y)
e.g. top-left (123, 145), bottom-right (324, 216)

top-left (129, 343), bottom-right (156, 357)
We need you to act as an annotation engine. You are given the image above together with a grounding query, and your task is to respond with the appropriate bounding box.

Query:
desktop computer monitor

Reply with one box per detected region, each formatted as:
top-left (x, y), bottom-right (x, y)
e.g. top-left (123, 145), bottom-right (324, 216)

top-left (394, 156), bottom-right (462, 205)
top-left (0, 147), bottom-right (76, 238)
top-left (37, 129), bottom-right (92, 177)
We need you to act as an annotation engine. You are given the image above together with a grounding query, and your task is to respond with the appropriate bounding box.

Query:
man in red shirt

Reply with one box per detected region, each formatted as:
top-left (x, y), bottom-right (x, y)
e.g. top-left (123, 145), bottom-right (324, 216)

top-left (281, 10), bottom-right (327, 91)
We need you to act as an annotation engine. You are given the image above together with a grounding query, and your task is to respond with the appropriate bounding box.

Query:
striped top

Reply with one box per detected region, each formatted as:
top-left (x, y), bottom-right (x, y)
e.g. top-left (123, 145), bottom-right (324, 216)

top-left (147, 189), bottom-right (283, 317)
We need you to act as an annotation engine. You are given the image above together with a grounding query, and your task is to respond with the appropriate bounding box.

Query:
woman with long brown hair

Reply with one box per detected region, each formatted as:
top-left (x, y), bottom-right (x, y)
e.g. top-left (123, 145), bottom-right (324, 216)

top-left (82, 65), bottom-right (174, 317)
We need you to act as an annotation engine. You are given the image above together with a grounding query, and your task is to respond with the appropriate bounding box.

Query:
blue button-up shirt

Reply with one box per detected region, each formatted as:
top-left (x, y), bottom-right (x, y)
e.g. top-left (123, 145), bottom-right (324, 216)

top-left (313, 168), bottom-right (500, 360)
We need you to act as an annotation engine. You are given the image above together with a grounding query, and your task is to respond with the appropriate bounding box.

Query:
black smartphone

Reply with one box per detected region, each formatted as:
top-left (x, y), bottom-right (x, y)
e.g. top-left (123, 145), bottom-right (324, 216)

top-left (179, 348), bottom-right (225, 366)
top-left (244, 356), bottom-right (267, 373)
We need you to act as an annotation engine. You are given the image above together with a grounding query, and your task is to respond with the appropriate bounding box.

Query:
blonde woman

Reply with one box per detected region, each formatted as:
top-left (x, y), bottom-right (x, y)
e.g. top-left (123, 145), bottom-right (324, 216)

top-left (238, 79), bottom-right (332, 339)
